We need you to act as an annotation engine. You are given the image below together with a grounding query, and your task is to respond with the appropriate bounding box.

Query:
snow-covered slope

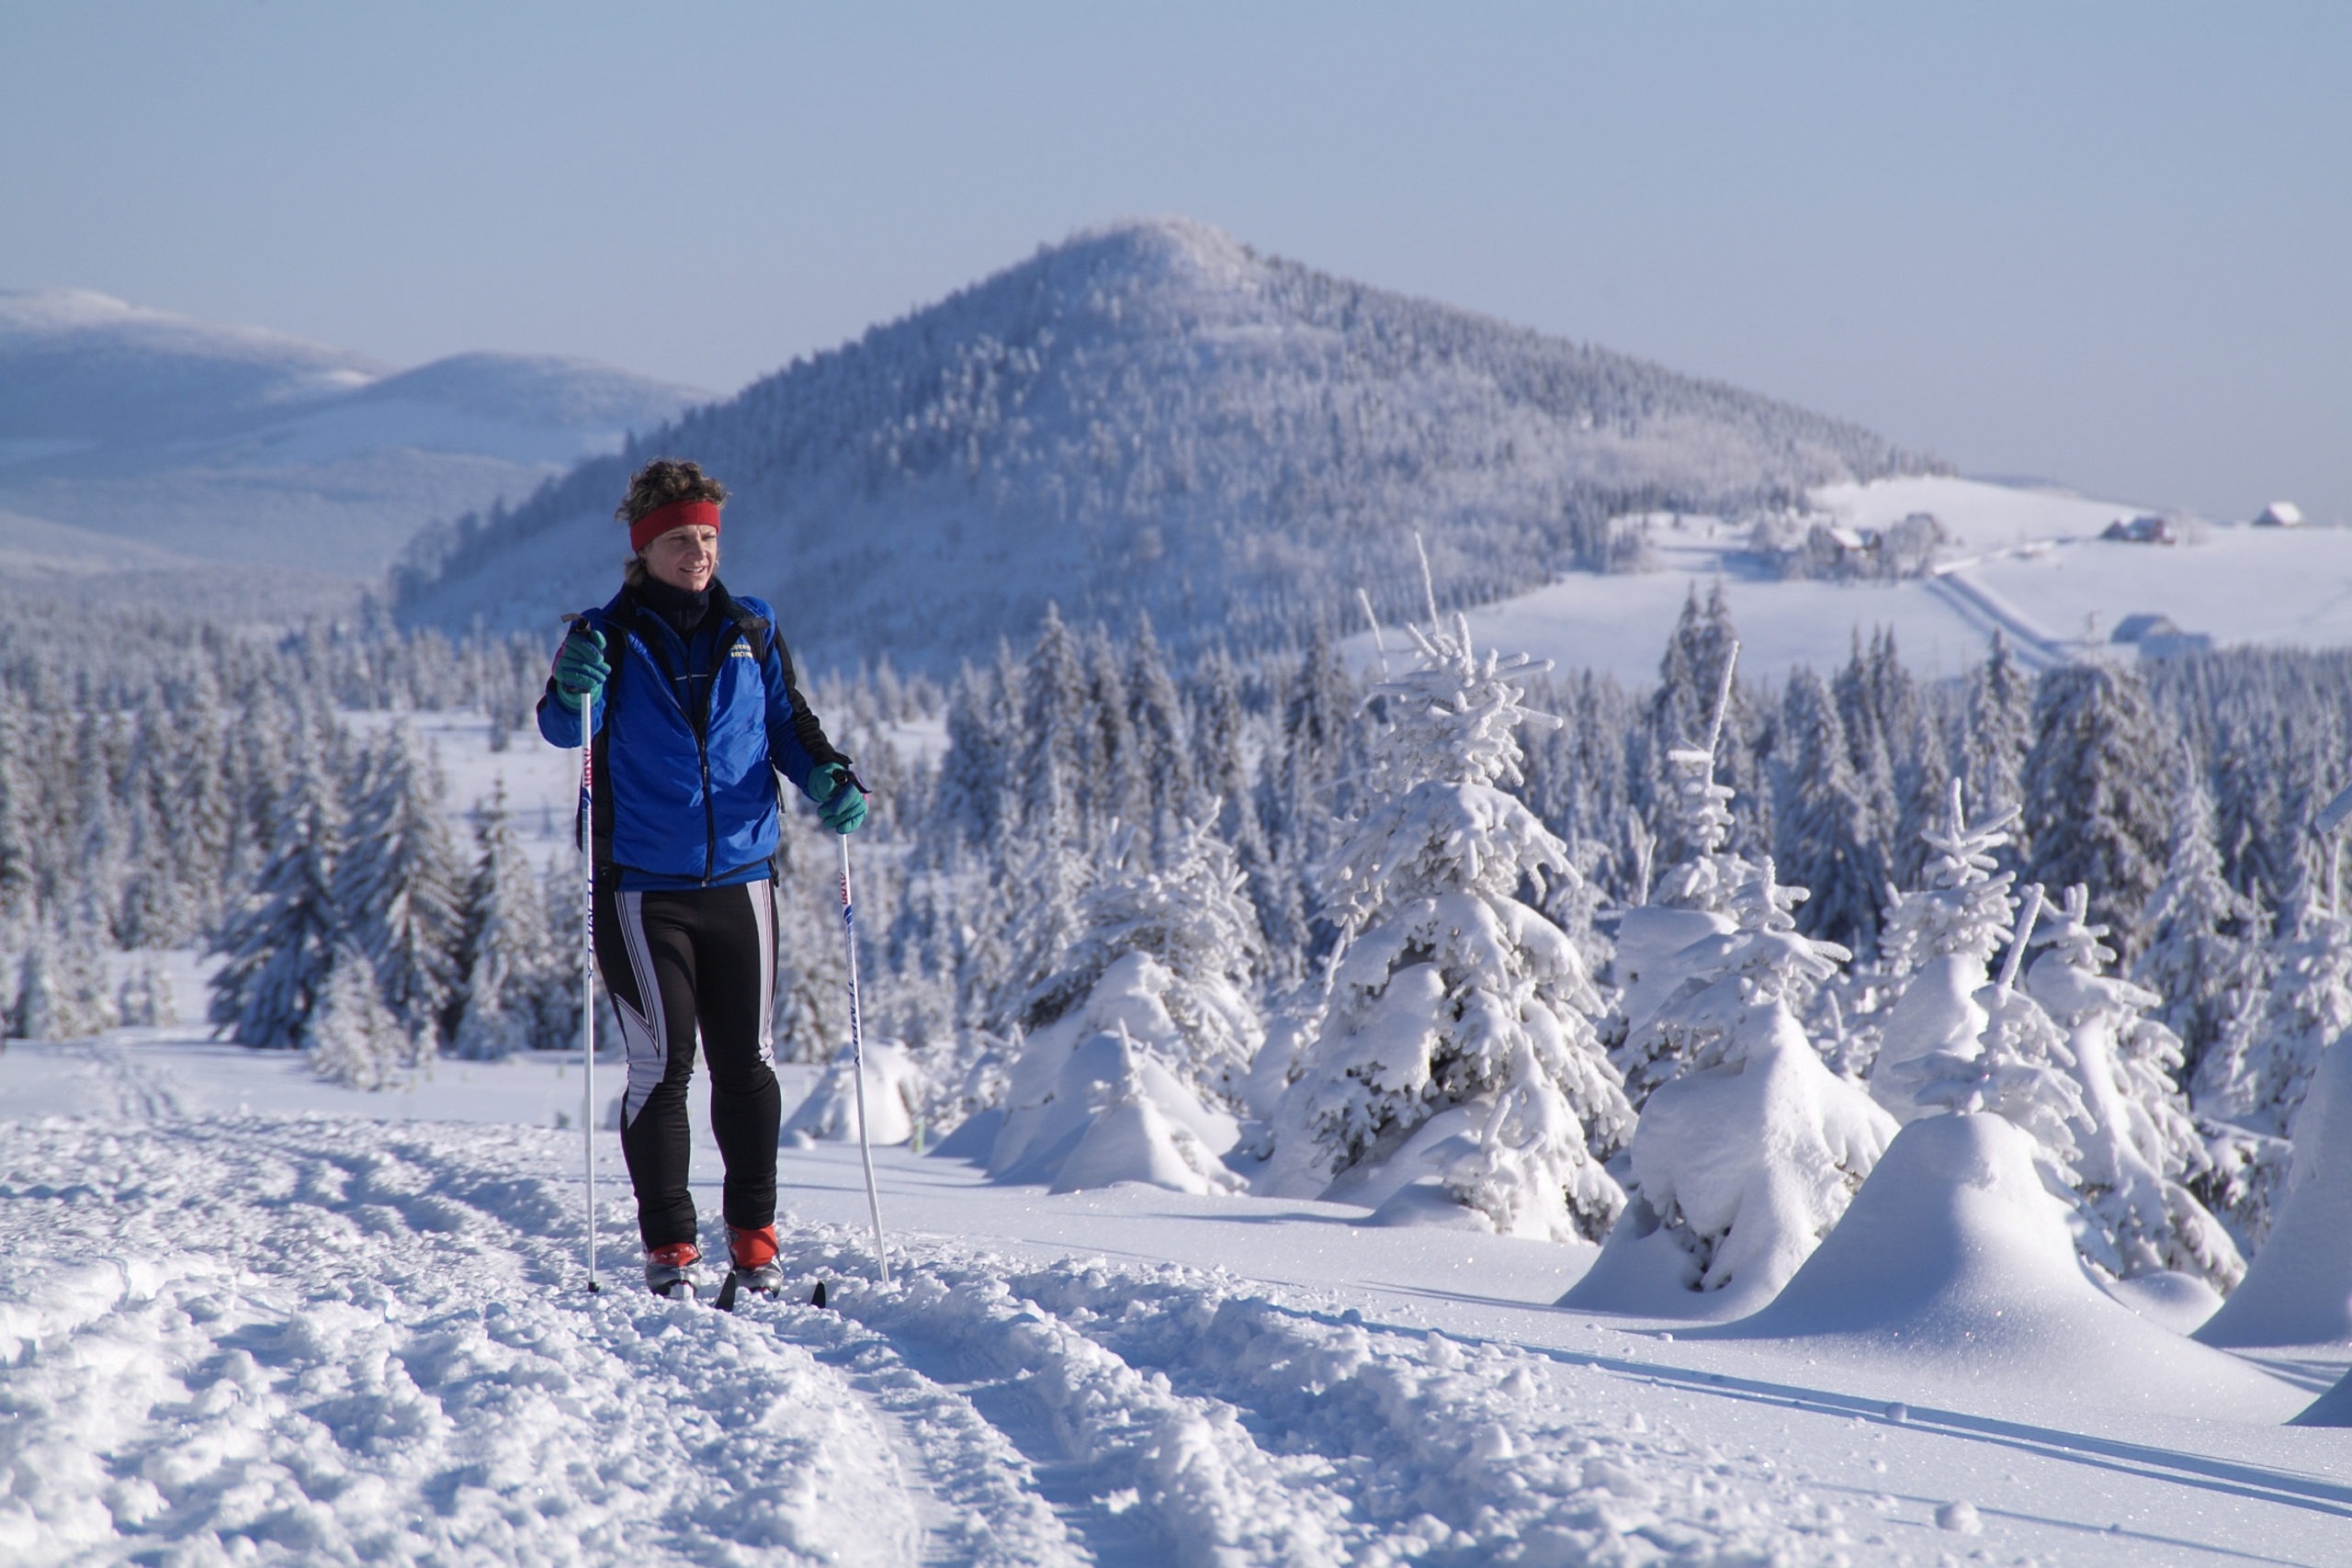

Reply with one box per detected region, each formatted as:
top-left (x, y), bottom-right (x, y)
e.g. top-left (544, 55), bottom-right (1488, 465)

top-left (6, 1035), bottom-right (2350, 1565)
top-left (0, 288), bottom-right (713, 578)
top-left (397, 216), bottom-right (1942, 671)
top-left (1374, 473), bottom-right (2352, 685)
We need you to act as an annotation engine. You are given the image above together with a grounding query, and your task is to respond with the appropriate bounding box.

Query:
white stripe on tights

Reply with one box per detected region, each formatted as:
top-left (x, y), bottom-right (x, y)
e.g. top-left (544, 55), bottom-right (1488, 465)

top-left (615, 890), bottom-right (670, 1127)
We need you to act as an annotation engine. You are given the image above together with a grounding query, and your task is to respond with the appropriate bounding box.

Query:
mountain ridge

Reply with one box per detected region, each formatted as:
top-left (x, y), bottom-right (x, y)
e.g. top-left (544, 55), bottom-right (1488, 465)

top-left (397, 217), bottom-right (1945, 671)
top-left (0, 288), bottom-right (715, 577)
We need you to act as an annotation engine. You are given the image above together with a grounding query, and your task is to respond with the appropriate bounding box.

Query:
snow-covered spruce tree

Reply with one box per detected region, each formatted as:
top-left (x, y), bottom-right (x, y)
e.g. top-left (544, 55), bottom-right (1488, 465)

top-left (2194, 865), bottom-right (2352, 1137)
top-left (1776, 665), bottom-right (1888, 957)
top-left (1904, 886), bottom-right (2095, 1229)
top-left (1126, 615), bottom-right (1199, 850)
top-left (2027, 884), bottom-right (2243, 1289)
top-left (1261, 614), bottom-right (1631, 1240)
top-left (1014, 812), bottom-right (1267, 1107)
top-left (306, 941), bottom-right (410, 1091)
top-left (1871, 780), bottom-right (2020, 1123)
top-left (2020, 660), bottom-right (2173, 957)
top-left (984, 818), bottom-right (1265, 1194)
top-left (1082, 625), bottom-right (1151, 846)
top-left (1565, 855), bottom-right (1894, 1317)
top-left (989, 607), bottom-right (1102, 1031)
top-left (1644, 584), bottom-right (1763, 856)
top-left (0, 703), bottom-right (34, 929)
top-left (1611, 643), bottom-right (1751, 1105)
top-left (1961, 631), bottom-right (2036, 857)
top-left (2133, 748), bottom-right (2267, 1087)
top-left (116, 956), bottom-right (175, 1029)
top-left (449, 784), bottom-right (559, 1060)
top-left (335, 724), bottom-right (463, 1057)
top-left (1891, 710), bottom-right (1956, 894)
top-left (1193, 644), bottom-right (1295, 987)
top-left (209, 758), bottom-right (344, 1051)
top-left (768, 798), bottom-right (853, 1062)
top-left (9, 920), bottom-right (119, 1041)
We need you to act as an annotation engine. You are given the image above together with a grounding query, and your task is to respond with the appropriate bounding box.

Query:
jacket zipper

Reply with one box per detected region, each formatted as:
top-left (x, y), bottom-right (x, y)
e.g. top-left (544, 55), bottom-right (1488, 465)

top-left (695, 618), bottom-right (742, 886)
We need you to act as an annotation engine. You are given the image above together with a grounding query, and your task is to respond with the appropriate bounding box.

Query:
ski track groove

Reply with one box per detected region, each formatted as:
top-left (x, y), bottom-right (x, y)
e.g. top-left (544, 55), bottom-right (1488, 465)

top-left (4, 1096), bottom-right (1853, 1566)
top-left (0, 1110), bottom-right (1052, 1567)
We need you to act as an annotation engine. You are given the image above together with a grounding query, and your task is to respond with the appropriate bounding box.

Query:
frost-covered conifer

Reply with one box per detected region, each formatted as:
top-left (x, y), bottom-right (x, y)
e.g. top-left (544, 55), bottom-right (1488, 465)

top-left (1019, 814), bottom-right (1266, 1106)
top-left (209, 759), bottom-right (343, 1051)
top-left (1962, 632), bottom-right (2035, 853)
top-left (1777, 666), bottom-right (1887, 956)
top-left (336, 725), bottom-right (462, 1056)
top-left (1127, 615), bottom-right (1197, 847)
top-left (1261, 614), bottom-right (1630, 1240)
top-left (449, 784), bottom-right (558, 1060)
top-left (2027, 885), bottom-right (2242, 1289)
top-left (1612, 649), bottom-right (1751, 1104)
top-left (1891, 712), bottom-right (1955, 893)
top-left (0, 698), bottom-right (33, 925)
top-left (1083, 625), bottom-right (1149, 837)
top-left (770, 818), bottom-right (853, 1063)
top-left (1565, 860), bottom-right (1894, 1317)
top-left (1906, 886), bottom-right (2089, 1211)
top-left (2021, 661), bottom-right (2173, 953)
top-left (1614, 741), bottom-right (1752, 1103)
top-left (117, 957), bottom-right (175, 1029)
top-left (1871, 781), bottom-right (2018, 1122)
top-left (2194, 868), bottom-right (2352, 1136)
top-left (306, 942), bottom-right (409, 1091)
top-left (1001, 745), bottom-right (1090, 1030)
top-left (1193, 645), bottom-right (1294, 984)
top-left (2133, 751), bottom-right (2267, 1086)
top-left (8, 925), bottom-right (114, 1040)
top-left (981, 804), bottom-right (1261, 1196)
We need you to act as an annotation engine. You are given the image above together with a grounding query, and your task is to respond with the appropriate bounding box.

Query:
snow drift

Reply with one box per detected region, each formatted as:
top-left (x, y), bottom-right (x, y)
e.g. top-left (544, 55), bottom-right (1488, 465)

top-left (986, 953), bottom-right (1244, 1195)
top-left (2197, 1035), bottom-right (2352, 1348)
top-left (783, 1041), bottom-right (926, 1147)
top-left (1692, 1112), bottom-right (2302, 1416)
top-left (1562, 1001), bottom-right (1895, 1321)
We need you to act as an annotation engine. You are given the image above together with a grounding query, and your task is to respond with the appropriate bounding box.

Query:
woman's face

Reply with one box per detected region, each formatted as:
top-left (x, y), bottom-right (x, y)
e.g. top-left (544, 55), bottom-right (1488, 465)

top-left (643, 523), bottom-right (718, 592)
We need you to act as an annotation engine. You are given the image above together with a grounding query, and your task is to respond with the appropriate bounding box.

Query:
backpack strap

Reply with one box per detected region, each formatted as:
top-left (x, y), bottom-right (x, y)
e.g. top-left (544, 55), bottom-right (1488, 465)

top-left (720, 592), bottom-right (772, 664)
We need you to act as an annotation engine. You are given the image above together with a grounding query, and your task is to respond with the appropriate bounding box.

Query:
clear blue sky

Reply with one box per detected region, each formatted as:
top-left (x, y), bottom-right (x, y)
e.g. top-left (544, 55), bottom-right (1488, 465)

top-left (6, 3), bottom-right (2346, 522)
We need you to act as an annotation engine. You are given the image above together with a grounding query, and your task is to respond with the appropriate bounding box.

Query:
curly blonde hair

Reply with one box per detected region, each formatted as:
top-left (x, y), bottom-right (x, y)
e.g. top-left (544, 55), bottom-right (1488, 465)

top-left (616, 457), bottom-right (728, 525)
top-left (618, 458), bottom-right (728, 585)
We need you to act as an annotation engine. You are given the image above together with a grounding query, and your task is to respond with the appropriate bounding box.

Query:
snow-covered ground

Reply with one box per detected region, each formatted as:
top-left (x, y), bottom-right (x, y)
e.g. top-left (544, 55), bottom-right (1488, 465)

top-left (6, 1030), bottom-right (2349, 1566)
top-left (1365, 476), bottom-right (2352, 686)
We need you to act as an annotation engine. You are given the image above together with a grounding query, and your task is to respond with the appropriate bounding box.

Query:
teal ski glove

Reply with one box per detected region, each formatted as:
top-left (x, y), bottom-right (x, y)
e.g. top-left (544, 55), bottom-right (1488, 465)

top-left (804, 761), bottom-right (869, 835)
top-left (553, 626), bottom-right (609, 699)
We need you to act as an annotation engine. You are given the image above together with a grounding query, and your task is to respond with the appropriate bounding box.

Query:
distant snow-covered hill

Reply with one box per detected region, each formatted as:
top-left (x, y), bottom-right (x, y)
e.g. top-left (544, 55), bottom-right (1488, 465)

top-left (0, 288), bottom-right (714, 578)
top-left (396, 217), bottom-right (1944, 671)
top-left (1383, 473), bottom-right (2352, 688)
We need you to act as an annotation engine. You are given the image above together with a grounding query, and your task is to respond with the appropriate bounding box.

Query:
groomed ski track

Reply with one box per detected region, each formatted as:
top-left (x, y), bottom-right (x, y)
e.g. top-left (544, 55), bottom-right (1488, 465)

top-left (1, 1044), bottom-right (1815, 1566)
top-left (7, 1041), bottom-right (2352, 1565)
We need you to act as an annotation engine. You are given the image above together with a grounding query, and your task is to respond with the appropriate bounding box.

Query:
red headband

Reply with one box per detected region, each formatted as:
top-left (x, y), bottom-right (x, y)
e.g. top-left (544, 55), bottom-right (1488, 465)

top-left (629, 498), bottom-right (721, 554)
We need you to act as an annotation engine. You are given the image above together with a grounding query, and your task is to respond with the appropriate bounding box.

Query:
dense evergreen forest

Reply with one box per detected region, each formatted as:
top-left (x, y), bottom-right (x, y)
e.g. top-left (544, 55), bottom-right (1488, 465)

top-left (5, 587), bottom-right (2347, 1269)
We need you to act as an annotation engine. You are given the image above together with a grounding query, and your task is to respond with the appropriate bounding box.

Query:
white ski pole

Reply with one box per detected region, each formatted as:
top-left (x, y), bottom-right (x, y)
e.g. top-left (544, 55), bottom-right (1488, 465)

top-left (569, 632), bottom-right (602, 1296)
top-left (839, 829), bottom-right (891, 1285)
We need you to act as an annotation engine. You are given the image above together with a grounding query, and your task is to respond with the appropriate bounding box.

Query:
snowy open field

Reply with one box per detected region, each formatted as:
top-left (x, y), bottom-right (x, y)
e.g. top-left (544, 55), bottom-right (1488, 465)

top-left (5, 1028), bottom-right (2350, 1566)
top-left (1363, 477), bottom-right (2352, 686)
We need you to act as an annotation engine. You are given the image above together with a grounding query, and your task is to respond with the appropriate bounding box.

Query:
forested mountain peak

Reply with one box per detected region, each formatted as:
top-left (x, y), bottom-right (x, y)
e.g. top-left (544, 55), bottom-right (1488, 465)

top-left (396, 216), bottom-right (1946, 671)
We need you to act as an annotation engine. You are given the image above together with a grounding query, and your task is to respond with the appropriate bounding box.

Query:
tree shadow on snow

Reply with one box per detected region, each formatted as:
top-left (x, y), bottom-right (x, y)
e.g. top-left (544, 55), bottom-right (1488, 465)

top-left (1522, 1347), bottom-right (2352, 1525)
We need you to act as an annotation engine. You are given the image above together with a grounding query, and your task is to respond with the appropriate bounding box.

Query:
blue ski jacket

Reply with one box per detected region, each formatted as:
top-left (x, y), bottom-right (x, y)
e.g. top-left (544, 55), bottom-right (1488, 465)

top-left (537, 581), bottom-right (847, 891)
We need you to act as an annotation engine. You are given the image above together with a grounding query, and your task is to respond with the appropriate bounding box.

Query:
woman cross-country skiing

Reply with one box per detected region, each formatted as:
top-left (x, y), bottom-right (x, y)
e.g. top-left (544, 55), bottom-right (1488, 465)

top-left (537, 457), bottom-right (867, 1300)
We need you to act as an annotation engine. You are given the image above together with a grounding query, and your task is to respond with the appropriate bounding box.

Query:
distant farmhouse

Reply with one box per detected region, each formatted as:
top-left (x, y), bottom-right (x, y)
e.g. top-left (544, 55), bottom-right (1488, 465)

top-left (1747, 509), bottom-right (1946, 581)
top-left (2111, 613), bottom-right (2211, 660)
top-left (2254, 501), bottom-right (2305, 527)
top-left (2101, 514), bottom-right (2181, 545)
